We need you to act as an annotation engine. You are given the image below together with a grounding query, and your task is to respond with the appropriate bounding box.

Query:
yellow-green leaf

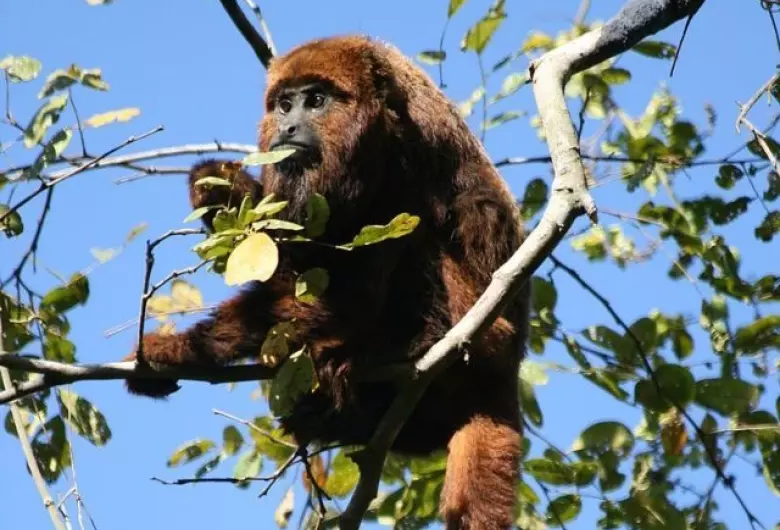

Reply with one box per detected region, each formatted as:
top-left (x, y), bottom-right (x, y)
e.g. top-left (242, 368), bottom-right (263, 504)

top-left (269, 350), bottom-right (316, 417)
top-left (224, 233), bottom-right (279, 285)
top-left (85, 107), bottom-right (140, 128)
top-left (24, 94), bottom-right (68, 147)
top-left (242, 149), bottom-right (296, 166)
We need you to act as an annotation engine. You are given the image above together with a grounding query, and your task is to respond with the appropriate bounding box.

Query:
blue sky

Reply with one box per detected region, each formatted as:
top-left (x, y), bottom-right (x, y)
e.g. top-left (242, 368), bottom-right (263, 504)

top-left (1, 1), bottom-right (778, 529)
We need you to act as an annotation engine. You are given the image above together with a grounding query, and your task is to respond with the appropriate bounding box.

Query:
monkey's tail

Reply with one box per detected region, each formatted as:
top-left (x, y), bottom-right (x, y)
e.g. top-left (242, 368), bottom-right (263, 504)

top-left (440, 414), bottom-right (521, 530)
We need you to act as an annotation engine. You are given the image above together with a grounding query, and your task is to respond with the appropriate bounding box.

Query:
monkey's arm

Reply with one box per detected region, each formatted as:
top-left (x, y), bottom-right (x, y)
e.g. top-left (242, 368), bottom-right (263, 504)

top-left (124, 250), bottom-right (399, 398)
top-left (188, 159), bottom-right (263, 231)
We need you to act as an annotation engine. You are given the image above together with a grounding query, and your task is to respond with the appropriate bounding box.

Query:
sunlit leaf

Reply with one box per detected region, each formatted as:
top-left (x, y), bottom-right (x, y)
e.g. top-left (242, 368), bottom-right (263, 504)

top-left (324, 450), bottom-right (360, 497)
top-left (275, 487), bottom-right (294, 528)
top-left (41, 273), bottom-right (90, 314)
top-left (269, 350), bottom-right (316, 417)
top-left (224, 233), bottom-right (279, 286)
top-left (695, 378), bottom-right (760, 416)
top-left (167, 438), bottom-right (216, 467)
top-left (344, 213), bottom-right (420, 248)
top-left (57, 390), bottom-right (112, 446)
top-left (571, 421), bottom-right (634, 458)
top-left (85, 107), bottom-right (140, 128)
top-left (24, 94), bottom-right (68, 147)
top-left (305, 193), bottom-right (330, 237)
top-left (461, 1), bottom-right (506, 55)
top-left (417, 50), bottom-right (447, 65)
top-left (242, 149), bottom-right (296, 166)
top-left (546, 494), bottom-right (582, 526)
top-left (295, 268), bottom-right (330, 303)
top-left (0, 55), bottom-right (42, 82)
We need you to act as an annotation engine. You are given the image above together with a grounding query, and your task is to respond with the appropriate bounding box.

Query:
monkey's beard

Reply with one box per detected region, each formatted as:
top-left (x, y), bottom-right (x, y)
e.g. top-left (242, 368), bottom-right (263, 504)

top-left (265, 150), bottom-right (331, 223)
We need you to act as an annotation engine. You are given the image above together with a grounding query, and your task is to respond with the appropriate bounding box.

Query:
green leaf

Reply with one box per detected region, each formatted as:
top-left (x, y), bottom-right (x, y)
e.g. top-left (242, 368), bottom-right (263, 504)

top-left (167, 439), bottom-right (216, 467)
top-left (252, 219), bottom-right (305, 232)
top-left (521, 178), bottom-right (548, 220)
top-left (0, 204), bottom-right (23, 237)
top-left (324, 450), bottom-right (360, 497)
top-left (755, 211), bottom-right (779, 242)
top-left (38, 66), bottom-right (81, 98)
top-left (242, 149), bottom-right (296, 166)
top-left (521, 31), bottom-right (554, 53)
top-left (448, 0), bottom-right (468, 17)
top-left (252, 195), bottom-right (288, 218)
top-left (417, 50), bottom-right (447, 65)
top-left (269, 350), bottom-right (316, 417)
top-left (80, 68), bottom-right (110, 91)
top-left (43, 335), bottom-right (76, 363)
top-left (489, 72), bottom-right (528, 103)
top-left (194, 176), bottom-right (231, 188)
top-left (305, 193), bottom-right (330, 237)
top-left (546, 494), bottom-right (582, 526)
top-left (41, 273), bottom-right (90, 314)
top-left (222, 425), bottom-right (243, 456)
top-left (715, 164), bottom-right (744, 190)
top-left (56, 390), bottom-right (112, 446)
top-left (224, 233), bottom-right (279, 286)
top-left (524, 459), bottom-right (574, 485)
top-left (24, 94), bottom-right (68, 148)
top-left (233, 450), bottom-right (262, 486)
top-left (695, 378), bottom-right (760, 416)
top-left (634, 364), bottom-right (695, 412)
top-left (632, 40), bottom-right (677, 59)
top-left (600, 68), bottom-right (631, 85)
top-left (183, 205), bottom-right (218, 224)
top-left (519, 379), bottom-right (543, 427)
top-left (482, 110), bottom-right (525, 130)
top-left (345, 213), bottom-right (420, 248)
top-left (295, 268), bottom-right (330, 303)
top-left (0, 55), bottom-right (42, 82)
top-left (734, 315), bottom-right (780, 354)
top-left (460, 1), bottom-right (506, 55)
top-left (571, 421), bottom-right (634, 458)
top-left (520, 359), bottom-right (549, 386)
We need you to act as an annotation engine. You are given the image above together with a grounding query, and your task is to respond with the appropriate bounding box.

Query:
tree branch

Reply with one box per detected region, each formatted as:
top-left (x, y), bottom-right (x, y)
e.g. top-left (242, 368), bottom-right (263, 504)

top-left (337, 0), bottom-right (708, 528)
top-left (0, 313), bottom-right (67, 530)
top-left (218, 0), bottom-right (274, 68)
top-left (4, 142), bottom-right (257, 182)
top-left (0, 356), bottom-right (279, 405)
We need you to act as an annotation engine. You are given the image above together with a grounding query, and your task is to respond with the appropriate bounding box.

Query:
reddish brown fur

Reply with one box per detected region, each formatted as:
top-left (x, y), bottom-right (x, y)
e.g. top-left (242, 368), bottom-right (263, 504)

top-left (123, 35), bottom-right (530, 529)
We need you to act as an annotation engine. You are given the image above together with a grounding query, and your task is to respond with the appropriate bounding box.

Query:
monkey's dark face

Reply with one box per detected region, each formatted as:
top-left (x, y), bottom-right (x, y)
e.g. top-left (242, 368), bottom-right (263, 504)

top-left (267, 83), bottom-right (328, 177)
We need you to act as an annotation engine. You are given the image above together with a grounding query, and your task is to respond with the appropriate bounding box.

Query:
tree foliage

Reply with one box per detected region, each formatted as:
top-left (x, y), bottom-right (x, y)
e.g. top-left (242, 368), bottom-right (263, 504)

top-left (1, 1), bottom-right (778, 529)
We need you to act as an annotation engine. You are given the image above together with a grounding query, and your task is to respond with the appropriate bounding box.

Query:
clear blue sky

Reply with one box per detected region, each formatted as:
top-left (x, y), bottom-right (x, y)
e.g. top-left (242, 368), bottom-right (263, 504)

top-left (1, 1), bottom-right (777, 529)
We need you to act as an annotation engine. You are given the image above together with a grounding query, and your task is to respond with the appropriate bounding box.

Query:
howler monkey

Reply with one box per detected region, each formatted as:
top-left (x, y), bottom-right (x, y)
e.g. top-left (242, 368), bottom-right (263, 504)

top-left (125, 35), bottom-right (530, 530)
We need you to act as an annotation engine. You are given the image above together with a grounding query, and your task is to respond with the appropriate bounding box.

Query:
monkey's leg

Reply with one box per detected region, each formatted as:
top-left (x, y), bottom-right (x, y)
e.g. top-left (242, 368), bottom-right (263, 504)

top-left (440, 413), bottom-right (521, 530)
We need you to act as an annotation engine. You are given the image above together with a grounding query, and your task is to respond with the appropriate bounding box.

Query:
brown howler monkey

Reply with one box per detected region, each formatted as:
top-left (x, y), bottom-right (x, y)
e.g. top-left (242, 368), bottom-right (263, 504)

top-left (124, 35), bottom-right (530, 530)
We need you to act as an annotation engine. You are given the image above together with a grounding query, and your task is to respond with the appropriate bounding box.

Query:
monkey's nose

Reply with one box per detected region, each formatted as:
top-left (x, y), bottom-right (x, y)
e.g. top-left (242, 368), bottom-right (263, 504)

top-left (279, 124), bottom-right (297, 137)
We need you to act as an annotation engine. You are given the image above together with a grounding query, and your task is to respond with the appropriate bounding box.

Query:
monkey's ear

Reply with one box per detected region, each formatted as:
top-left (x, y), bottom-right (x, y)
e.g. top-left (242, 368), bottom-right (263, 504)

top-left (188, 159), bottom-right (262, 231)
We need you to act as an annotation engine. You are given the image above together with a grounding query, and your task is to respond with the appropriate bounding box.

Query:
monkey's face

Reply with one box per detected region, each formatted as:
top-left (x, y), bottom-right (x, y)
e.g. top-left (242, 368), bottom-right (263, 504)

top-left (265, 82), bottom-right (328, 176)
top-left (259, 75), bottom-right (380, 224)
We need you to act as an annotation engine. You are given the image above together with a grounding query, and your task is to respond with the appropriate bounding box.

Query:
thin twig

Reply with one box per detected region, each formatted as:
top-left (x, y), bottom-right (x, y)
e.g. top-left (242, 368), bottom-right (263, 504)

top-left (0, 126), bottom-right (163, 224)
top-left (218, 0), bottom-right (274, 67)
top-left (0, 309), bottom-right (67, 530)
top-left (550, 255), bottom-right (764, 530)
top-left (736, 72), bottom-right (780, 133)
top-left (135, 229), bottom-right (206, 363)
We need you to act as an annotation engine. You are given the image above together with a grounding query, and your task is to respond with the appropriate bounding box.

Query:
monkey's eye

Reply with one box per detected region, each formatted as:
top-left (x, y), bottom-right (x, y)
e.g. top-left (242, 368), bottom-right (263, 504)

top-left (309, 92), bottom-right (326, 109)
top-left (278, 97), bottom-right (293, 114)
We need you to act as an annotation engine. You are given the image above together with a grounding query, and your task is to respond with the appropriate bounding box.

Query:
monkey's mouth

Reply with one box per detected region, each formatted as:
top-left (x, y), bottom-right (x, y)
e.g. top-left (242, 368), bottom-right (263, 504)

top-left (270, 142), bottom-right (321, 175)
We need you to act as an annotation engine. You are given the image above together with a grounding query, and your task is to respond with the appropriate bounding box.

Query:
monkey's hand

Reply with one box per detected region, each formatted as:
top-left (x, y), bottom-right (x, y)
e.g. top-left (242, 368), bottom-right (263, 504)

top-left (123, 334), bottom-right (186, 399)
top-left (189, 159), bottom-right (263, 231)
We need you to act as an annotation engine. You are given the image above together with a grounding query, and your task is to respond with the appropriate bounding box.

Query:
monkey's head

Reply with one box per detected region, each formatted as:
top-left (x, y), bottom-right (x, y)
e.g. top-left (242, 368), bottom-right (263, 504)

top-left (258, 35), bottom-right (447, 232)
